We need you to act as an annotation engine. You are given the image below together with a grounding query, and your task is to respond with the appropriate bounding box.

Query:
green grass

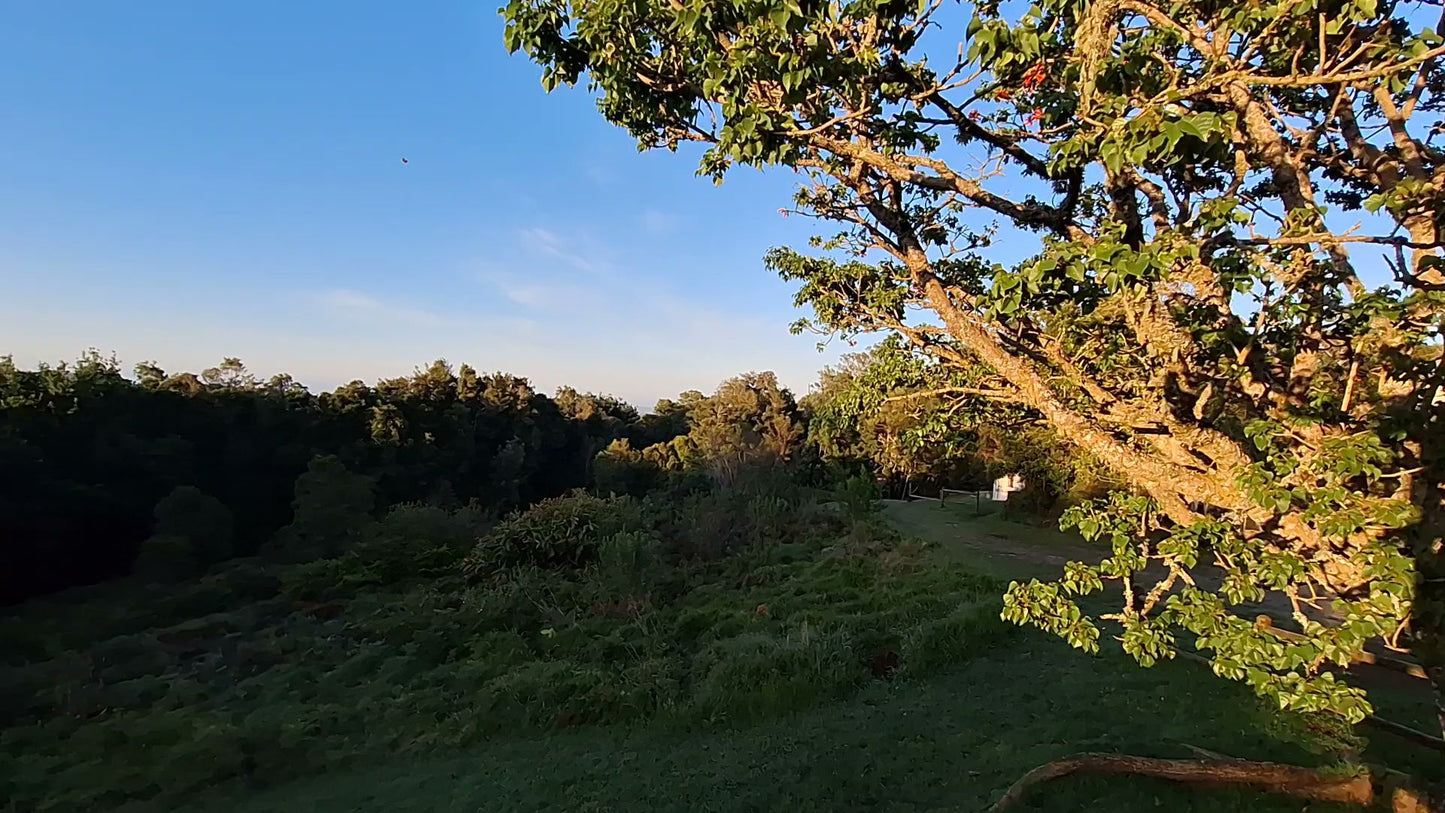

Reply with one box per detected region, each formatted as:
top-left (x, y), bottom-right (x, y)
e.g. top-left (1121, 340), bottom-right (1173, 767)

top-left (3, 495), bottom-right (1440, 812)
top-left (203, 640), bottom-right (1369, 813)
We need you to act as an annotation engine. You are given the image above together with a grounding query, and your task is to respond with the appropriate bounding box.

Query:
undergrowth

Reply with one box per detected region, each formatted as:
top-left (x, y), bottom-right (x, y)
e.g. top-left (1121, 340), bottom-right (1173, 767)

top-left (0, 487), bottom-right (1013, 811)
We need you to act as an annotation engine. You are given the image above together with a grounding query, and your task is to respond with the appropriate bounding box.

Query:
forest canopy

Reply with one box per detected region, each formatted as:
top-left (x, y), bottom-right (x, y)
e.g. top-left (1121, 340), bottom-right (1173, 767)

top-left (0, 350), bottom-right (1056, 604)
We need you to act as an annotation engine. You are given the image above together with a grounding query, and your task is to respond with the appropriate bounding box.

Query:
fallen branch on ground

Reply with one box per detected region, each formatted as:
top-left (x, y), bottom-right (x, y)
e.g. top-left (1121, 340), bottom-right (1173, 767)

top-left (1172, 651), bottom-right (1445, 753)
top-left (984, 752), bottom-right (1444, 811)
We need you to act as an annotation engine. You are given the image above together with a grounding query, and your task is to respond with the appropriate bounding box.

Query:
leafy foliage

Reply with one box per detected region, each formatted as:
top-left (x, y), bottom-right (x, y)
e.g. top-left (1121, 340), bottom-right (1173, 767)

top-left (460, 492), bottom-right (641, 577)
top-left (0, 355), bottom-right (696, 603)
top-left (0, 485), bottom-right (1039, 811)
top-left (502, 0), bottom-right (1445, 730)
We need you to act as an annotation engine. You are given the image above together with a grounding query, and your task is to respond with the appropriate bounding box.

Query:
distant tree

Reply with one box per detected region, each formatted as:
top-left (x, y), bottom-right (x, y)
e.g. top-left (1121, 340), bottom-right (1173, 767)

top-left (593, 438), bottom-right (658, 496)
top-left (272, 455), bottom-right (376, 561)
top-left (489, 437), bottom-right (529, 508)
top-left (689, 372), bottom-right (805, 482)
top-left (0, 350), bottom-right (657, 600)
top-left (132, 534), bottom-right (198, 582)
top-left (133, 362), bottom-right (166, 389)
top-left (264, 373), bottom-right (308, 398)
top-left (628, 398), bottom-right (693, 448)
top-left (150, 485), bottom-right (235, 568)
top-left (200, 357), bottom-right (256, 391)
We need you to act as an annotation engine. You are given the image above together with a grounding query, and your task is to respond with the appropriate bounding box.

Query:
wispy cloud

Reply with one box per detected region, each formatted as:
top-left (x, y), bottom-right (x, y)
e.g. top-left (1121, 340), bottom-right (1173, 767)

top-left (316, 288), bottom-right (451, 327)
top-left (582, 160), bottom-right (615, 185)
top-left (519, 227), bottom-right (604, 273)
top-left (641, 208), bottom-right (680, 235)
top-left (481, 273), bottom-right (577, 310)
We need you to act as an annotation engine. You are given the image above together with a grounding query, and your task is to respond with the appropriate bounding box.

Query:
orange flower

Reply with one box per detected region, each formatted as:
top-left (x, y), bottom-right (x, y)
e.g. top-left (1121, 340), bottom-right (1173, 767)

top-left (1020, 63), bottom-right (1048, 91)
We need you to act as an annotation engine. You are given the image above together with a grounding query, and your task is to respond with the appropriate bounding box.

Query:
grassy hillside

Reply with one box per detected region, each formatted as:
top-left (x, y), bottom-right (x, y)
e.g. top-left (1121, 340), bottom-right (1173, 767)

top-left (2, 491), bottom-right (1438, 812)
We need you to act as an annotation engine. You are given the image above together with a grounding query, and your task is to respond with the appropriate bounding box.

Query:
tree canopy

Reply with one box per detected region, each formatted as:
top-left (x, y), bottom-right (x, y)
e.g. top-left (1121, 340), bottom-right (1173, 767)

top-left (503, 0), bottom-right (1445, 730)
top-left (0, 354), bottom-right (686, 602)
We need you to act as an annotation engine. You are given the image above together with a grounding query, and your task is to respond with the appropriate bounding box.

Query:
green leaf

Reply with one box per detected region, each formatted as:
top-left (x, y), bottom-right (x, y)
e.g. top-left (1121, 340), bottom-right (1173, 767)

top-left (1100, 141), bottom-right (1123, 174)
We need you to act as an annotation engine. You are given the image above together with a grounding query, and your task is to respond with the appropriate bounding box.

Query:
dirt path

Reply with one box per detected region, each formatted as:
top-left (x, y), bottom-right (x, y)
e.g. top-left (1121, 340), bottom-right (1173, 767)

top-left (881, 498), bottom-right (1359, 639)
top-left (881, 499), bottom-right (1439, 747)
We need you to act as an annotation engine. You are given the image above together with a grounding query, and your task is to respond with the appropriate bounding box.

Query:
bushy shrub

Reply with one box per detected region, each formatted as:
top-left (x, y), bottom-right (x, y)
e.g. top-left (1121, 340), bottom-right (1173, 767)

top-left (132, 486), bottom-right (235, 580)
top-left (133, 534), bottom-right (200, 582)
top-left (279, 503), bottom-right (493, 599)
top-left (834, 474), bottom-right (882, 522)
top-left (279, 556), bottom-right (378, 601)
top-left (474, 661), bottom-right (621, 727)
top-left (460, 492), bottom-right (640, 578)
top-left (358, 502), bottom-right (492, 582)
top-left (204, 559), bottom-right (282, 603)
top-left (900, 600), bottom-right (1012, 676)
top-left (661, 485), bottom-right (841, 562)
top-left (88, 634), bottom-right (173, 684)
top-left (153, 486), bottom-right (236, 567)
top-left (267, 455), bottom-right (376, 563)
top-left (595, 529), bottom-right (661, 582)
top-left (691, 628), bottom-right (865, 723)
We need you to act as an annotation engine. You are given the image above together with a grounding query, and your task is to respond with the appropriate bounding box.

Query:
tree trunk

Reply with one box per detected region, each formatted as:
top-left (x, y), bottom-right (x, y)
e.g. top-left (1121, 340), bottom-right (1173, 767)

top-left (1413, 429), bottom-right (1445, 740)
top-left (987, 753), bottom-right (1378, 812)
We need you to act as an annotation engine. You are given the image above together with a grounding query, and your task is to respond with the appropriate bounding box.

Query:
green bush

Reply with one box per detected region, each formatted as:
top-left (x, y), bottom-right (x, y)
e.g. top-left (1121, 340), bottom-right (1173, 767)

top-left (357, 502), bottom-right (490, 581)
top-left (280, 557), bottom-right (379, 601)
top-left (205, 559), bottom-right (282, 603)
top-left (475, 661), bottom-right (622, 727)
top-left (659, 481), bottom-right (847, 564)
top-left (691, 628), bottom-right (865, 724)
top-left (460, 492), bottom-right (640, 578)
top-left (133, 534), bottom-right (200, 582)
top-left (89, 634), bottom-right (173, 684)
top-left (267, 455), bottom-right (376, 563)
top-left (900, 600), bottom-right (1012, 676)
top-left (152, 485), bottom-right (236, 568)
top-left (279, 503), bottom-right (492, 598)
top-left (834, 474), bottom-right (882, 522)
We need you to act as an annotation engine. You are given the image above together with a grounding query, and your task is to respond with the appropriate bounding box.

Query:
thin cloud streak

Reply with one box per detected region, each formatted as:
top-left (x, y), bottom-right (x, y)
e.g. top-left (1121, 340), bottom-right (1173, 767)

top-left (641, 208), bottom-right (680, 234)
top-left (317, 289), bottom-right (453, 328)
top-left (519, 227), bottom-right (604, 273)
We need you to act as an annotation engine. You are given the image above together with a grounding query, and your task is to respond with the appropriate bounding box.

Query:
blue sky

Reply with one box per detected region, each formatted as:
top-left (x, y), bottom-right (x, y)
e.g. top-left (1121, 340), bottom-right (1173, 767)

top-left (0, 1), bottom-right (848, 407)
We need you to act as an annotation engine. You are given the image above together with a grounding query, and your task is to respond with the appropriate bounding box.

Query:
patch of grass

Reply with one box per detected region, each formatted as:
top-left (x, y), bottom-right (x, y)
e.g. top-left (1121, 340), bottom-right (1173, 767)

top-left (202, 639), bottom-right (1387, 813)
top-left (2, 490), bottom-right (1438, 813)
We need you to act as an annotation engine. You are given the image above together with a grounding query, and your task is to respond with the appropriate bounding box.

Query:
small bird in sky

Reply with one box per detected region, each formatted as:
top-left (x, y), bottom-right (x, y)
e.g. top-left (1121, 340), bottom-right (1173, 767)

top-left (400, 157), bottom-right (409, 165)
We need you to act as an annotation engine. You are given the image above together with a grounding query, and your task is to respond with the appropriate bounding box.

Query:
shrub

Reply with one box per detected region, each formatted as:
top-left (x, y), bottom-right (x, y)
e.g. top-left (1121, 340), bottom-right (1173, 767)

top-left (358, 502), bottom-right (491, 582)
top-left (153, 486), bottom-right (236, 567)
top-left (268, 455), bottom-right (376, 563)
top-left (691, 628), bottom-right (865, 723)
top-left (460, 492), bottom-right (640, 578)
top-left (661, 485), bottom-right (840, 562)
top-left (900, 600), bottom-right (1012, 677)
top-left (834, 474), bottom-right (882, 522)
top-left (475, 661), bottom-right (621, 727)
top-left (280, 556), bottom-right (377, 601)
top-left (89, 634), bottom-right (173, 684)
top-left (205, 560), bottom-right (282, 603)
top-left (133, 534), bottom-right (200, 582)
top-left (593, 529), bottom-right (664, 595)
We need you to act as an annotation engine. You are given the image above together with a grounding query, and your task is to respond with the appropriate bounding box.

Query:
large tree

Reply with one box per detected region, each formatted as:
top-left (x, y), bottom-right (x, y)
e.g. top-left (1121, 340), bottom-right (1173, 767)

top-left (502, 0), bottom-right (1445, 753)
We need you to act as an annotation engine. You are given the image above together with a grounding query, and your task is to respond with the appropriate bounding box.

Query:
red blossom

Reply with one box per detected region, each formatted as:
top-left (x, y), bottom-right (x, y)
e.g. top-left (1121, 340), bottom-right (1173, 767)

top-left (1020, 62), bottom-right (1049, 91)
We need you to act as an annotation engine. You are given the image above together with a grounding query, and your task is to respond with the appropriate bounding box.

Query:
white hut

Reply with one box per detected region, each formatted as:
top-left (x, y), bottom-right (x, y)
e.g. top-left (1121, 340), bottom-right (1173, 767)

top-left (991, 473), bottom-right (1025, 501)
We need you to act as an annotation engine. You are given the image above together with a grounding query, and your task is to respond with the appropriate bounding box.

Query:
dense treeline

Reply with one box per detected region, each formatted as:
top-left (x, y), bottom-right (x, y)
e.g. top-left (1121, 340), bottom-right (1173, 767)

top-left (0, 348), bottom-right (1101, 604)
top-left (0, 354), bottom-right (653, 603)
